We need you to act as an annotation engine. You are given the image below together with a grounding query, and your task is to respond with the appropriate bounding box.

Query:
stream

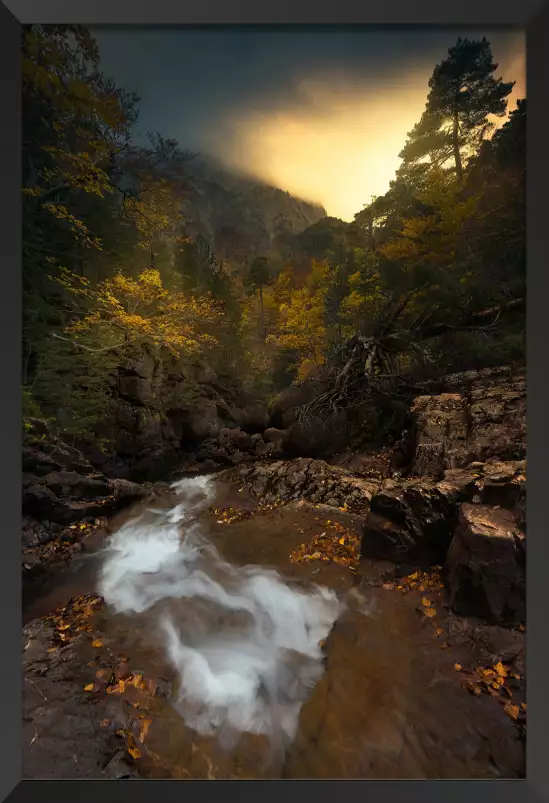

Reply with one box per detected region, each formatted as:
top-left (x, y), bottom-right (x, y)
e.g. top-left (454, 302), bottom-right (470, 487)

top-left (23, 473), bottom-right (526, 780)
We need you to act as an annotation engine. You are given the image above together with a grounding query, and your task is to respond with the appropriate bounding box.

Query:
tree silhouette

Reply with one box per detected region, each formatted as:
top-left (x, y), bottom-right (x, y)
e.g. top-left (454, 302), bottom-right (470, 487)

top-left (399, 37), bottom-right (514, 181)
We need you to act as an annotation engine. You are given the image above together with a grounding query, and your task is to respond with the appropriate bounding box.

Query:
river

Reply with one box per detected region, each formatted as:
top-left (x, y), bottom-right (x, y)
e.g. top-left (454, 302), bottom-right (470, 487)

top-left (22, 472), bottom-right (525, 779)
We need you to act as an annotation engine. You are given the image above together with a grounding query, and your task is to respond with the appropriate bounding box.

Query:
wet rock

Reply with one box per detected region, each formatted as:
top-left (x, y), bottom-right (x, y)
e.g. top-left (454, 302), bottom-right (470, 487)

top-left (196, 442), bottom-right (232, 465)
top-left (198, 459), bottom-right (219, 473)
top-left (108, 478), bottom-right (148, 505)
top-left (445, 504), bottom-right (525, 624)
top-left (361, 459), bottom-right (526, 566)
top-left (362, 481), bottom-right (460, 564)
top-left (231, 458), bottom-right (379, 512)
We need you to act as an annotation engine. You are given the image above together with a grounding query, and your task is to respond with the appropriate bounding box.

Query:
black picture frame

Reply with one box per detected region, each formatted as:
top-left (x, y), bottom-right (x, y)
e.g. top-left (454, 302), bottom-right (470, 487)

top-left (2, 2), bottom-right (546, 801)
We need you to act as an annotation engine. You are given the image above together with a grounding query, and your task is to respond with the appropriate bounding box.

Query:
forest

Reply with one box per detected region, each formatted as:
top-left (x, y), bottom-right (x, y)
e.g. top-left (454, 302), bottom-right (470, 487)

top-left (21, 26), bottom-right (528, 781)
top-left (22, 25), bottom-right (525, 451)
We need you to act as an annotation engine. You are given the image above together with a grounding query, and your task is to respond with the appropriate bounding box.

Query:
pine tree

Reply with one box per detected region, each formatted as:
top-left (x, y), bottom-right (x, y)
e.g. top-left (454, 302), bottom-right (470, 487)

top-left (399, 37), bottom-right (514, 181)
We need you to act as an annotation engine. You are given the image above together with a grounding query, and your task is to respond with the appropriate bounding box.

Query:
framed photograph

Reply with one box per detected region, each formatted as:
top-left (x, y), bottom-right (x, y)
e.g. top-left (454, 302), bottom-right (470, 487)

top-left (2, 1), bottom-right (545, 801)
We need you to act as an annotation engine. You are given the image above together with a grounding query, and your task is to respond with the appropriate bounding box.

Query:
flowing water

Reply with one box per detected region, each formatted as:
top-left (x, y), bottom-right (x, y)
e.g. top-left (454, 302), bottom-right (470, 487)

top-left (24, 473), bottom-right (526, 779)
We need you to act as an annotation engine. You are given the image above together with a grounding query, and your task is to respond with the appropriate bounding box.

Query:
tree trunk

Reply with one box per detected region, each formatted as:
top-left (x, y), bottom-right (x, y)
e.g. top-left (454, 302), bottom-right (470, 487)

top-left (259, 285), bottom-right (265, 339)
top-left (453, 110), bottom-right (463, 180)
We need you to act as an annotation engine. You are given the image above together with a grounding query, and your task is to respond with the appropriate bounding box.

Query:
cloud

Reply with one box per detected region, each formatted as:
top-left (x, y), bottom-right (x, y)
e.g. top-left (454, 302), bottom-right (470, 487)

top-left (95, 27), bottom-right (526, 221)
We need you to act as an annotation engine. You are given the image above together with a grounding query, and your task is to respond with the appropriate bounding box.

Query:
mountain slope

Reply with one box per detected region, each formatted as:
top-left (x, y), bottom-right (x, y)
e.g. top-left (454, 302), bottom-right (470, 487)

top-left (181, 155), bottom-right (327, 263)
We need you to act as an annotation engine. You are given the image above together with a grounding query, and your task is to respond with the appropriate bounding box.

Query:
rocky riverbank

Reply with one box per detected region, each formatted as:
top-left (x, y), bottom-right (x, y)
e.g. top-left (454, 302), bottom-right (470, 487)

top-left (22, 363), bottom-right (527, 779)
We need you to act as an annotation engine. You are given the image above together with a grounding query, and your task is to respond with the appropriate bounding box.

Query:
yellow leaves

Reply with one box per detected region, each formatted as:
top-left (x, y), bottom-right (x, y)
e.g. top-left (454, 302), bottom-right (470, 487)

top-left (289, 520), bottom-right (361, 571)
top-left (127, 741), bottom-right (142, 761)
top-left (91, 639), bottom-right (103, 648)
top-left (138, 718), bottom-right (152, 743)
top-left (83, 683), bottom-right (96, 692)
top-left (60, 268), bottom-right (224, 357)
top-left (454, 663), bottom-right (462, 672)
top-left (494, 661), bottom-right (507, 678)
top-left (106, 673), bottom-right (147, 696)
top-left (421, 597), bottom-right (431, 607)
top-left (423, 607), bottom-right (437, 618)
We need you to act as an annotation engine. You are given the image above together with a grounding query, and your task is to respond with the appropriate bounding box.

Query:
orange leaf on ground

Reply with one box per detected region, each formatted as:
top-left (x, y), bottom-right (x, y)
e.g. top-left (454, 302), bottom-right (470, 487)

top-left (503, 703), bottom-right (520, 721)
top-left (139, 718), bottom-right (152, 743)
top-left (494, 661), bottom-right (507, 678)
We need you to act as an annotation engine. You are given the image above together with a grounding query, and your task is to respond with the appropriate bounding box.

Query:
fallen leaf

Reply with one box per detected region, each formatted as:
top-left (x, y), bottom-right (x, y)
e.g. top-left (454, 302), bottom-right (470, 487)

top-left (436, 628), bottom-right (444, 636)
top-left (480, 668), bottom-right (496, 680)
top-left (421, 597), bottom-right (431, 607)
top-left (503, 703), bottom-right (520, 721)
top-left (138, 718), bottom-right (152, 743)
top-left (454, 663), bottom-right (462, 672)
top-left (100, 719), bottom-right (110, 728)
top-left (83, 683), bottom-right (96, 692)
top-left (424, 607), bottom-right (436, 618)
top-left (127, 739), bottom-right (142, 760)
top-left (494, 661), bottom-right (507, 678)
top-left (91, 639), bottom-right (103, 648)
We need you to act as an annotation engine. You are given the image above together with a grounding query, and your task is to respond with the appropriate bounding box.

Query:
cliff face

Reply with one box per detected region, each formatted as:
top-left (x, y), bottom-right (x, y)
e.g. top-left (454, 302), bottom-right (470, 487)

top-left (180, 156), bottom-right (327, 262)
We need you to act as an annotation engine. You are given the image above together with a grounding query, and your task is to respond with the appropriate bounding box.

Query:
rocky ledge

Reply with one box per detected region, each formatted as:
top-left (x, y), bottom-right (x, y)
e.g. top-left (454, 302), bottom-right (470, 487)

top-left (229, 365), bottom-right (526, 626)
top-left (22, 423), bottom-right (173, 597)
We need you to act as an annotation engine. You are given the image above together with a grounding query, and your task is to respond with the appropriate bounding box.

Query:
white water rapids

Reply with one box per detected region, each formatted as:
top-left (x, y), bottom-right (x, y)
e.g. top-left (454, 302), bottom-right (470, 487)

top-left (98, 476), bottom-right (343, 751)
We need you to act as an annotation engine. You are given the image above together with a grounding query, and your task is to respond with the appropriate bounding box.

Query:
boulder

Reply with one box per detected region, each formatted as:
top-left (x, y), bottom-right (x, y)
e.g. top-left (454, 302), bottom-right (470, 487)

top-left (445, 504), bottom-right (525, 624)
top-left (108, 478), bottom-right (148, 506)
top-left (361, 459), bottom-right (526, 565)
top-left (22, 435), bottom-right (150, 525)
top-left (361, 481), bottom-right (460, 564)
top-left (228, 402), bottom-right (269, 433)
top-left (218, 427), bottom-right (252, 452)
top-left (263, 427), bottom-right (286, 444)
top-left (181, 399), bottom-right (222, 441)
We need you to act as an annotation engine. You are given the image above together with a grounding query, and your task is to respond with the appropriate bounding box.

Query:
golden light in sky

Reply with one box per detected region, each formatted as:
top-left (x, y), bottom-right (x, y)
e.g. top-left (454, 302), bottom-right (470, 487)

top-left (205, 33), bottom-right (525, 221)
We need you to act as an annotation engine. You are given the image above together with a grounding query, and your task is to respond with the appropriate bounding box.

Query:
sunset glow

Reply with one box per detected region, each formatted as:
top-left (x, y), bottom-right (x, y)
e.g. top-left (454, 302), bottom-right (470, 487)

top-left (202, 36), bottom-right (526, 220)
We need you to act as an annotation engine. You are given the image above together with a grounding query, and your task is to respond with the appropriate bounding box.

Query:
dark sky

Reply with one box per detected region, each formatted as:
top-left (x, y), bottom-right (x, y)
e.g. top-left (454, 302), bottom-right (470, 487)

top-left (93, 27), bottom-right (525, 219)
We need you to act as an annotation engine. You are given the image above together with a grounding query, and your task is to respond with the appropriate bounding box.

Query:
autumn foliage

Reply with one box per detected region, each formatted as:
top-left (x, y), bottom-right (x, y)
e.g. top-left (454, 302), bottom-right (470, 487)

top-left (22, 26), bottom-right (525, 441)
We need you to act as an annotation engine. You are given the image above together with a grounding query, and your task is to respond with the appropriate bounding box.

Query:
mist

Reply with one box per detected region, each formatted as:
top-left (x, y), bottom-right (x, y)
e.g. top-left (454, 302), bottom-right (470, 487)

top-left (94, 27), bottom-right (525, 220)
